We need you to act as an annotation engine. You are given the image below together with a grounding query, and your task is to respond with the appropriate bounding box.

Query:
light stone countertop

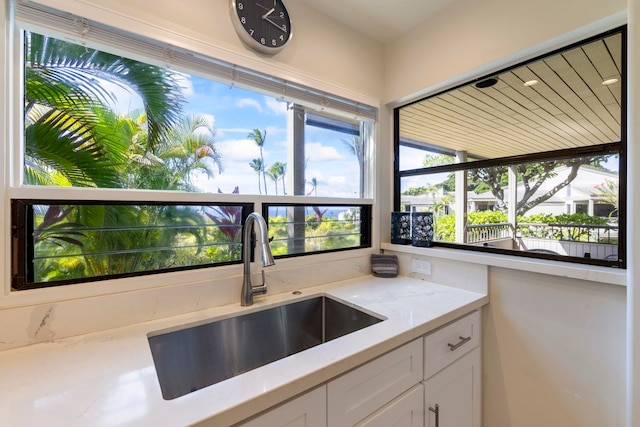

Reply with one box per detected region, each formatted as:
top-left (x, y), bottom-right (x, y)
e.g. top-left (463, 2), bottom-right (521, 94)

top-left (0, 275), bottom-right (488, 427)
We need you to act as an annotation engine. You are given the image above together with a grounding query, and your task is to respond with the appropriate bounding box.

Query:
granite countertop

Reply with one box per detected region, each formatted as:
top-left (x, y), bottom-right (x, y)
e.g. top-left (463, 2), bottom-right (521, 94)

top-left (0, 275), bottom-right (488, 426)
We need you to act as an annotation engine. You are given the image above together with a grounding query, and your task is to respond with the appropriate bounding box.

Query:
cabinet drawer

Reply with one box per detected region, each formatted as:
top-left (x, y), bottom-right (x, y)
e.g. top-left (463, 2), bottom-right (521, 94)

top-left (328, 339), bottom-right (423, 427)
top-left (424, 310), bottom-right (480, 379)
top-left (355, 384), bottom-right (424, 427)
top-left (238, 386), bottom-right (326, 427)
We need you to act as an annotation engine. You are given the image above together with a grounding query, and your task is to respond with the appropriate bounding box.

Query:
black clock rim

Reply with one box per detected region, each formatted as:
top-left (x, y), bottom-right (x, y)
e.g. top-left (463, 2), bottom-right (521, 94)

top-left (229, 0), bottom-right (293, 54)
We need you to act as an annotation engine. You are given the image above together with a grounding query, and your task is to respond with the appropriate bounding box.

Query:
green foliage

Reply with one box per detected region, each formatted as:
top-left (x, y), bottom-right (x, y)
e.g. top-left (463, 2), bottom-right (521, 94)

top-left (267, 214), bottom-right (360, 255)
top-left (24, 32), bottom-right (185, 188)
top-left (517, 212), bottom-right (609, 242)
top-left (422, 153), bottom-right (455, 167)
top-left (435, 210), bottom-right (610, 243)
top-left (435, 210), bottom-right (508, 242)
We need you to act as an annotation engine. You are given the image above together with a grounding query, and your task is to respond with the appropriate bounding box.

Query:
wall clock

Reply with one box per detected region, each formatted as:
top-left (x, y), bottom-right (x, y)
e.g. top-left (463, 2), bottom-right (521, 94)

top-left (230, 0), bottom-right (292, 54)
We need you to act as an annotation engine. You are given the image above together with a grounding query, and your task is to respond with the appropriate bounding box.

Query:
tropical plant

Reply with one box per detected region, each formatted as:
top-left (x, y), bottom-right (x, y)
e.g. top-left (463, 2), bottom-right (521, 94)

top-left (307, 177), bottom-right (318, 195)
top-left (24, 31), bottom-right (185, 188)
top-left (249, 158), bottom-right (264, 194)
top-left (124, 113), bottom-right (223, 191)
top-left (342, 135), bottom-right (364, 195)
top-left (593, 179), bottom-right (619, 218)
top-left (248, 129), bottom-right (268, 194)
top-left (205, 187), bottom-right (243, 249)
top-left (268, 161), bottom-right (286, 195)
top-left (23, 32), bottom-right (238, 283)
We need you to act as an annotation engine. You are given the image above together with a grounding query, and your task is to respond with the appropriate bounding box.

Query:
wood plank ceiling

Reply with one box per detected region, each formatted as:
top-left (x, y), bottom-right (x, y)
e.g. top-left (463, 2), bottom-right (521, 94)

top-left (398, 32), bottom-right (622, 159)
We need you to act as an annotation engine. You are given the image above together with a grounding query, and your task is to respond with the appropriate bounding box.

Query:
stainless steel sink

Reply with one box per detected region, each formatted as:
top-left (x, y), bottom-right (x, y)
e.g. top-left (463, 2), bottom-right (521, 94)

top-left (147, 295), bottom-right (384, 400)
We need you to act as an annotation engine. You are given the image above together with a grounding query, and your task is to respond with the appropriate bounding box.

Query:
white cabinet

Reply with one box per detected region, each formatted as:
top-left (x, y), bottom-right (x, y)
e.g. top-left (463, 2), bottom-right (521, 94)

top-left (327, 339), bottom-right (423, 427)
top-left (424, 347), bottom-right (481, 427)
top-left (355, 384), bottom-right (424, 427)
top-left (238, 386), bottom-right (326, 427)
top-left (423, 310), bottom-right (482, 427)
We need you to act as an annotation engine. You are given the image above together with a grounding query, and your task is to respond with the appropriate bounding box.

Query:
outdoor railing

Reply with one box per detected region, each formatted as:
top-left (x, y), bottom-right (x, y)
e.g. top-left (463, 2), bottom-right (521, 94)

top-left (466, 222), bottom-right (512, 244)
top-left (516, 222), bottom-right (618, 243)
top-left (465, 222), bottom-right (618, 244)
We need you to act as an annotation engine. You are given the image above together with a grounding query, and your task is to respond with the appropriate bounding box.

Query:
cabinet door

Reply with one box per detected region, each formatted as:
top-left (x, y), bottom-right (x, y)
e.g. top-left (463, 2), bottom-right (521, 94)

top-left (424, 347), bottom-right (481, 427)
top-left (356, 384), bottom-right (424, 427)
top-left (238, 386), bottom-right (326, 427)
top-left (328, 339), bottom-right (423, 427)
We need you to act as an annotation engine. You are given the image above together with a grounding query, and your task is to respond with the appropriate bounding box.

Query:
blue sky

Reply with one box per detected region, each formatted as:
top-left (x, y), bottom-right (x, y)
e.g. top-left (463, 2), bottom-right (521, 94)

top-left (180, 75), bottom-right (361, 197)
top-left (110, 70), bottom-right (361, 197)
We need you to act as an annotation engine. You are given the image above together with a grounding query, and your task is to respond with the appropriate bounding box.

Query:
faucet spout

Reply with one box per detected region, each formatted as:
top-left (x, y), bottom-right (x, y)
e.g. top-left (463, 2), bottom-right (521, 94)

top-left (241, 212), bottom-right (275, 306)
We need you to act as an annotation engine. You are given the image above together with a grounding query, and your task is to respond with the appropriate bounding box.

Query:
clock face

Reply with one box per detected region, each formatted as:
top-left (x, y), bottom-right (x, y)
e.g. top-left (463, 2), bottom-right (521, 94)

top-left (230, 0), bottom-right (292, 54)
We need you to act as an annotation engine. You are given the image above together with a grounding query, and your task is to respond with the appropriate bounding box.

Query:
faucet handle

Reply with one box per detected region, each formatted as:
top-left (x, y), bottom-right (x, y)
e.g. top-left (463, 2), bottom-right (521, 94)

top-left (261, 269), bottom-right (267, 286)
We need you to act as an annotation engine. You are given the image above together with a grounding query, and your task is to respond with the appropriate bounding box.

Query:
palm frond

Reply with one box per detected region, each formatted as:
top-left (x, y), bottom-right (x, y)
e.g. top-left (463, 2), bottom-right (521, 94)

top-left (25, 108), bottom-right (122, 187)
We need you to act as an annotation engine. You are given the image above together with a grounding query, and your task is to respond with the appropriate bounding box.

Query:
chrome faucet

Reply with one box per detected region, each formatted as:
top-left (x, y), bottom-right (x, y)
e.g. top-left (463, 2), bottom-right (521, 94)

top-left (241, 212), bottom-right (275, 306)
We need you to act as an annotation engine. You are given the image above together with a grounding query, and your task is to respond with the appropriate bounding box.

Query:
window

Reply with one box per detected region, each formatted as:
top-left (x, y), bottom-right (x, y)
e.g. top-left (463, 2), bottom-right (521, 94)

top-left (10, 3), bottom-right (376, 289)
top-left (12, 200), bottom-right (251, 289)
top-left (264, 204), bottom-right (371, 257)
top-left (394, 27), bottom-right (625, 267)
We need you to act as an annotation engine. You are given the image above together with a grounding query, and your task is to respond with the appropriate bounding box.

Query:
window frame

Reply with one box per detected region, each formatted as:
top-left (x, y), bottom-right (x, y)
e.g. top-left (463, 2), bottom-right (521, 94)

top-left (262, 203), bottom-right (372, 259)
top-left (11, 199), bottom-right (255, 290)
top-left (393, 27), bottom-right (626, 269)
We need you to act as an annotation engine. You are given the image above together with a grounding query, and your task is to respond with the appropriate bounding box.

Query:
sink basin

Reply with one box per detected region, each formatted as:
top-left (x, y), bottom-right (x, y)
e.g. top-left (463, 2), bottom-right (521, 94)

top-left (147, 295), bottom-right (384, 400)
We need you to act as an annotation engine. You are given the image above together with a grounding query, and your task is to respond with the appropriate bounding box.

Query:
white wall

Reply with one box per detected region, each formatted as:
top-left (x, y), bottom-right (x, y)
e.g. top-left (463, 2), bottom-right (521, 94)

top-left (384, 0), bottom-right (626, 105)
top-left (382, 0), bottom-right (630, 426)
top-left (484, 268), bottom-right (626, 427)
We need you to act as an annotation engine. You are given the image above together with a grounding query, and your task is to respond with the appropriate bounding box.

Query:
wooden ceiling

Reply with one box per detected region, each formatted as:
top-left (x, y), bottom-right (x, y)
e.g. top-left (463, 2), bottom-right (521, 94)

top-left (399, 32), bottom-right (622, 159)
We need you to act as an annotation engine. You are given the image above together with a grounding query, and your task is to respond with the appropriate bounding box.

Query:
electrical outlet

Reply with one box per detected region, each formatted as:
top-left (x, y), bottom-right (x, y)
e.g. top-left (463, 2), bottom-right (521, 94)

top-left (412, 258), bottom-right (432, 275)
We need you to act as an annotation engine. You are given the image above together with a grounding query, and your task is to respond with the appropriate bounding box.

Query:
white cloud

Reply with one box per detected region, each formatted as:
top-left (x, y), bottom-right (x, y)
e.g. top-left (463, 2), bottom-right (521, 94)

top-left (193, 161), bottom-right (262, 195)
top-left (235, 98), bottom-right (262, 112)
top-left (328, 175), bottom-right (347, 186)
top-left (306, 142), bottom-right (343, 161)
top-left (175, 72), bottom-right (193, 97)
top-left (219, 138), bottom-right (261, 162)
top-left (264, 97), bottom-right (288, 116)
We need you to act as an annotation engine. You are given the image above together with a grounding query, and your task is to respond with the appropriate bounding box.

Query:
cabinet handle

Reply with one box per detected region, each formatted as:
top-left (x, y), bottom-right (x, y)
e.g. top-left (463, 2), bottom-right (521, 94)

top-left (429, 403), bottom-right (440, 427)
top-left (447, 335), bottom-right (471, 351)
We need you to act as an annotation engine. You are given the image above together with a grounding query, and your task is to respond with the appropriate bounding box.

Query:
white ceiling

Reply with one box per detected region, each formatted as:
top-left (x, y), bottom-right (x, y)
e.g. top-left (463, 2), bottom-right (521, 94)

top-left (298, 0), bottom-right (457, 43)
top-left (399, 32), bottom-right (622, 160)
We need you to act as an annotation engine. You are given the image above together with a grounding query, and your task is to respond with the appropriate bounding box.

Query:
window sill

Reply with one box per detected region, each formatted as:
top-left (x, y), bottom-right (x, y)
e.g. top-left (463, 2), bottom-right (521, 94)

top-left (380, 242), bottom-right (626, 287)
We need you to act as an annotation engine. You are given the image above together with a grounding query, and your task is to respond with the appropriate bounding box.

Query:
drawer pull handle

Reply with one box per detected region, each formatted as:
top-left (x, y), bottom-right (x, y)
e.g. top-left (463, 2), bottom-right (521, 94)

top-left (429, 404), bottom-right (440, 427)
top-left (447, 335), bottom-right (471, 351)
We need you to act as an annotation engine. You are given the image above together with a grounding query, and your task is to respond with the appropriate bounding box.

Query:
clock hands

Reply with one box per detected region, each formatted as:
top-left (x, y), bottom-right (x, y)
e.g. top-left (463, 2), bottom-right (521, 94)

top-left (264, 16), bottom-right (287, 32)
top-left (253, 2), bottom-right (288, 33)
top-left (261, 7), bottom-right (275, 19)
top-left (256, 3), bottom-right (286, 32)
top-left (256, 2), bottom-right (284, 19)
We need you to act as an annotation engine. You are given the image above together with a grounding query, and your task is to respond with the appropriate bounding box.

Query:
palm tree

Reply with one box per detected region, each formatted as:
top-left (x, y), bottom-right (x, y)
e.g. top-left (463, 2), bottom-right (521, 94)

top-left (268, 161), bottom-right (286, 195)
top-left (266, 170), bottom-right (279, 195)
top-left (121, 111), bottom-right (223, 191)
top-left (342, 135), bottom-right (364, 196)
top-left (160, 114), bottom-right (222, 191)
top-left (24, 31), bottom-right (185, 188)
top-left (307, 177), bottom-right (318, 196)
top-left (248, 129), bottom-right (268, 194)
top-left (250, 158), bottom-right (264, 194)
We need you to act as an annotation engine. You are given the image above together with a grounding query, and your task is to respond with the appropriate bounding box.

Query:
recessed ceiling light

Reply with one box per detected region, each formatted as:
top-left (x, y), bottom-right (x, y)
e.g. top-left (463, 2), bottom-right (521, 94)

top-left (523, 79), bottom-right (539, 87)
top-left (602, 78), bottom-right (619, 85)
top-left (475, 78), bottom-right (498, 89)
